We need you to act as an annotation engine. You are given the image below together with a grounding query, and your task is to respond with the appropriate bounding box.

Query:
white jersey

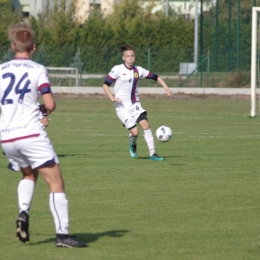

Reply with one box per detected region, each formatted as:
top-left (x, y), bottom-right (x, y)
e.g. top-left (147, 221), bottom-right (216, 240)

top-left (0, 58), bottom-right (51, 142)
top-left (105, 64), bottom-right (154, 108)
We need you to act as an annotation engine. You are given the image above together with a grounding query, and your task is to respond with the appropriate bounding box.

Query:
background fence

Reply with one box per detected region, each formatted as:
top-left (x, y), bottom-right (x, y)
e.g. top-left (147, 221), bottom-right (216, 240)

top-left (0, 45), bottom-right (251, 88)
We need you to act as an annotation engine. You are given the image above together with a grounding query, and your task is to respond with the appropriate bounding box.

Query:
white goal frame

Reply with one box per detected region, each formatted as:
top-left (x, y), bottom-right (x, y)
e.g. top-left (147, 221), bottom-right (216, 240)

top-left (46, 67), bottom-right (79, 87)
top-left (251, 7), bottom-right (260, 117)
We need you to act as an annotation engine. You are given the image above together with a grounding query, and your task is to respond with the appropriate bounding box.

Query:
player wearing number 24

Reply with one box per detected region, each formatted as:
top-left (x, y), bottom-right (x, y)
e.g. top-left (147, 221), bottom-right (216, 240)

top-left (0, 21), bottom-right (86, 247)
top-left (103, 45), bottom-right (172, 161)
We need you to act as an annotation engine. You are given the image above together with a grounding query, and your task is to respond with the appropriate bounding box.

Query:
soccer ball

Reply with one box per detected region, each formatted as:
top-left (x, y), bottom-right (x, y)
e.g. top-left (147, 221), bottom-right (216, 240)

top-left (156, 126), bottom-right (172, 142)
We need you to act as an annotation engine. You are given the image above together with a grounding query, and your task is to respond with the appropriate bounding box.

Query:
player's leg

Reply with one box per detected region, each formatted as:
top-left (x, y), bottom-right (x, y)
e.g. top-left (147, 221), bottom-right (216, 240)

top-left (128, 126), bottom-right (138, 158)
top-left (116, 107), bottom-right (138, 158)
top-left (38, 162), bottom-right (87, 247)
top-left (138, 117), bottom-right (155, 156)
top-left (31, 134), bottom-right (86, 247)
top-left (16, 166), bottom-right (38, 243)
top-left (12, 133), bottom-right (87, 247)
top-left (2, 142), bottom-right (37, 243)
top-left (3, 153), bottom-right (38, 241)
top-left (138, 114), bottom-right (164, 161)
top-left (19, 167), bottom-right (38, 213)
top-left (38, 163), bottom-right (68, 234)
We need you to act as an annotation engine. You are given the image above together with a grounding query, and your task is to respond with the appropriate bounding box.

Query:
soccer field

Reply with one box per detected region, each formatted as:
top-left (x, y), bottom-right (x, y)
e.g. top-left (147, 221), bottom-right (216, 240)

top-left (0, 97), bottom-right (260, 260)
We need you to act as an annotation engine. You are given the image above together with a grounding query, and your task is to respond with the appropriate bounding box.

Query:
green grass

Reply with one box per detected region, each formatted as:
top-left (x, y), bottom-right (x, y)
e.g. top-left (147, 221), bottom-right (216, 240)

top-left (1, 97), bottom-right (260, 259)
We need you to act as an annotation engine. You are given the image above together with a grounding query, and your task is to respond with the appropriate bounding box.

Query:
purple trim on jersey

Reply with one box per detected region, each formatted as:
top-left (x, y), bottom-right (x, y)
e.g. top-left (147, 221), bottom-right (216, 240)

top-left (105, 74), bottom-right (116, 84)
top-left (124, 64), bottom-right (133, 70)
top-left (38, 83), bottom-right (52, 95)
top-left (145, 72), bottom-right (154, 79)
top-left (131, 67), bottom-right (139, 104)
top-left (1, 134), bottom-right (40, 143)
top-left (13, 57), bottom-right (30, 60)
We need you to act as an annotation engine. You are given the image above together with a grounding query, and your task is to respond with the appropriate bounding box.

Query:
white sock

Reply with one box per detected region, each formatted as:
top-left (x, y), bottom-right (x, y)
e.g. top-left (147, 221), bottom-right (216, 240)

top-left (49, 193), bottom-right (69, 234)
top-left (129, 133), bottom-right (137, 145)
top-left (17, 179), bottom-right (35, 214)
top-left (143, 128), bottom-right (155, 156)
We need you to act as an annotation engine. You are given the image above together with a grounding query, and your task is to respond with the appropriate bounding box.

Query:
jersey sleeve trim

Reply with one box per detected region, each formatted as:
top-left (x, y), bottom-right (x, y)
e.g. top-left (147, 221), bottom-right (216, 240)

top-left (145, 72), bottom-right (158, 81)
top-left (38, 83), bottom-right (52, 95)
top-left (104, 74), bottom-right (116, 86)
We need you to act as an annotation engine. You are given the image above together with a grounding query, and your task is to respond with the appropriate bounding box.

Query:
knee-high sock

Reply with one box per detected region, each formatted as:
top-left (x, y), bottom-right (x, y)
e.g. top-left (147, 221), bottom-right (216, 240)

top-left (17, 179), bottom-right (35, 214)
top-left (49, 193), bottom-right (69, 234)
top-left (143, 128), bottom-right (155, 156)
top-left (129, 133), bottom-right (137, 145)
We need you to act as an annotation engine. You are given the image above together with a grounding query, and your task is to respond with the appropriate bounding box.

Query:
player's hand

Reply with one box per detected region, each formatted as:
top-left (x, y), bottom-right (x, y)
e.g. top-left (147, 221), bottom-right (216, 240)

top-left (112, 97), bottom-right (122, 103)
top-left (166, 89), bottom-right (172, 96)
top-left (39, 104), bottom-right (48, 116)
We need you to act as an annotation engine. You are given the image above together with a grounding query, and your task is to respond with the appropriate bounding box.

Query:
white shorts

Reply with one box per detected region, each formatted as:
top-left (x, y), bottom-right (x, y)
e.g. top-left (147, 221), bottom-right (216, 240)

top-left (2, 130), bottom-right (59, 171)
top-left (116, 102), bottom-right (146, 129)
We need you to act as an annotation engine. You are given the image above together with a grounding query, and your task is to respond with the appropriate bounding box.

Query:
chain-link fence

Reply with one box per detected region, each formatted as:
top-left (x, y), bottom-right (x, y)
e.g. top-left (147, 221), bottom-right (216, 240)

top-left (0, 45), bottom-right (251, 88)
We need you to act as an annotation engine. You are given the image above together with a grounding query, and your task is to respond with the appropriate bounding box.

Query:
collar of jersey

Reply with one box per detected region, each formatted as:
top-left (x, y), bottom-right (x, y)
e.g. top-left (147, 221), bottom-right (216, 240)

top-left (13, 57), bottom-right (30, 60)
top-left (124, 64), bottom-right (135, 70)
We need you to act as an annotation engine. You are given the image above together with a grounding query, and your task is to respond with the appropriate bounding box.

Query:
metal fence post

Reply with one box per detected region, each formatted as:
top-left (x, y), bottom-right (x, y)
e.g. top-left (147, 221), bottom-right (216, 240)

top-left (106, 46), bottom-right (109, 73)
top-left (237, 0), bottom-right (240, 70)
top-left (200, 0), bottom-right (203, 87)
top-left (228, 0), bottom-right (231, 71)
top-left (148, 47), bottom-right (150, 87)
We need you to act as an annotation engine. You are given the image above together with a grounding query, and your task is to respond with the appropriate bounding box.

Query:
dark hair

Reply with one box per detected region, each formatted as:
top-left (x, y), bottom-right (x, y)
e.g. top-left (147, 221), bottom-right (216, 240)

top-left (121, 45), bottom-right (134, 53)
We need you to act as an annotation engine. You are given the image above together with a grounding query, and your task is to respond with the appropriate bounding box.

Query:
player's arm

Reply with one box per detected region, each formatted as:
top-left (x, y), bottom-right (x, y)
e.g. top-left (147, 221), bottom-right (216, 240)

top-left (145, 72), bottom-right (172, 97)
top-left (103, 71), bottom-right (122, 102)
top-left (102, 83), bottom-right (121, 103)
top-left (38, 67), bottom-right (56, 113)
top-left (157, 76), bottom-right (172, 96)
top-left (41, 93), bottom-right (56, 114)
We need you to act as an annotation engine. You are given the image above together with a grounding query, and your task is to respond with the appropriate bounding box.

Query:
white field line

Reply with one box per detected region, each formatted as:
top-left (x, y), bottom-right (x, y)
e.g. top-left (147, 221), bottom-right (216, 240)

top-left (59, 130), bottom-right (260, 139)
top-left (59, 114), bottom-right (256, 119)
top-left (64, 118), bottom-right (260, 126)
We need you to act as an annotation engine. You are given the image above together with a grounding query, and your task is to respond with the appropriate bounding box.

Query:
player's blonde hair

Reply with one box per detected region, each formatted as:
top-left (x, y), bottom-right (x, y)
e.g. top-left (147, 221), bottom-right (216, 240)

top-left (8, 21), bottom-right (35, 53)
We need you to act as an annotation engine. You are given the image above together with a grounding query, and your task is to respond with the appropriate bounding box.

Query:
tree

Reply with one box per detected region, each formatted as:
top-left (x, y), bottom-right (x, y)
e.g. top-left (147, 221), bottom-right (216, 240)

top-left (0, 48), bottom-right (14, 63)
top-left (0, 1), bottom-right (21, 57)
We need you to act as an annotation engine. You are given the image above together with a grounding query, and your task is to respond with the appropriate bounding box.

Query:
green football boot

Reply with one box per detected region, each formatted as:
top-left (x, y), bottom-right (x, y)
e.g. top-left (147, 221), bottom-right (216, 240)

top-left (150, 153), bottom-right (164, 161)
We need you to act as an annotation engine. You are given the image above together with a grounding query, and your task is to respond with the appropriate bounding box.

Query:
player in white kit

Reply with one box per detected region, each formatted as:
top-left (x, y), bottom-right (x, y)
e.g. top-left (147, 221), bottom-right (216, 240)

top-left (103, 45), bottom-right (172, 161)
top-left (0, 21), bottom-right (87, 247)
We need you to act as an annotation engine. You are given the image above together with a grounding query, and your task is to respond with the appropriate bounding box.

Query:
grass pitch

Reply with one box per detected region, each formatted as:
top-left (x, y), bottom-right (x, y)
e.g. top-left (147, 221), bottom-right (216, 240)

top-left (0, 96), bottom-right (260, 260)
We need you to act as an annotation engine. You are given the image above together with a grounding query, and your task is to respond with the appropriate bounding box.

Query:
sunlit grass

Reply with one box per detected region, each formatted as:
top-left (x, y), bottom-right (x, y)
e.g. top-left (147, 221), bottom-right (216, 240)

top-left (0, 97), bottom-right (259, 260)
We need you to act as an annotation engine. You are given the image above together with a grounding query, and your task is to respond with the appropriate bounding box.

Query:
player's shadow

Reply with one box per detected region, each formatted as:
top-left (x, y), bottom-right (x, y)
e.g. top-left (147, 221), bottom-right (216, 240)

top-left (137, 155), bottom-right (183, 160)
top-left (30, 229), bottom-right (129, 246)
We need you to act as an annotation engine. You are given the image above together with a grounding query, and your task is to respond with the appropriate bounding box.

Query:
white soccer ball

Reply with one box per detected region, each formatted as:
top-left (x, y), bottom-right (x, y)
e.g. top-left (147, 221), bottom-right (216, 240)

top-left (156, 126), bottom-right (172, 142)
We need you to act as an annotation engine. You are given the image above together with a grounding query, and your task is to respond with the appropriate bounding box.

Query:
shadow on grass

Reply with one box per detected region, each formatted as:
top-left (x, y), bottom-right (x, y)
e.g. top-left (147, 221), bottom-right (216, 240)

top-left (57, 154), bottom-right (86, 157)
top-left (137, 155), bottom-right (183, 160)
top-left (30, 230), bottom-right (129, 246)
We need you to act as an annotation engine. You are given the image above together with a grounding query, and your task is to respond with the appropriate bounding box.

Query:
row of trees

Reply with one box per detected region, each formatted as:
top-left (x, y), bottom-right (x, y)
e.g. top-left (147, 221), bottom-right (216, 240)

top-left (0, 0), bottom-right (194, 48)
top-left (0, 0), bottom-right (258, 73)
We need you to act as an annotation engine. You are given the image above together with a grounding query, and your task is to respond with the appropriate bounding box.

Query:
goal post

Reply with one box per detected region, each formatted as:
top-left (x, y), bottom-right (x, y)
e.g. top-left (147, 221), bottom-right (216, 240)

top-left (46, 67), bottom-right (79, 87)
top-left (251, 7), bottom-right (260, 117)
